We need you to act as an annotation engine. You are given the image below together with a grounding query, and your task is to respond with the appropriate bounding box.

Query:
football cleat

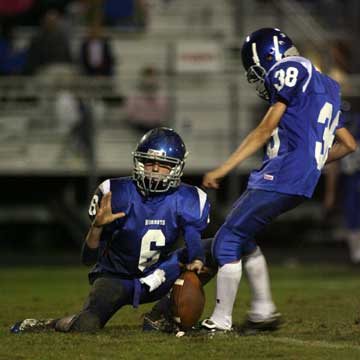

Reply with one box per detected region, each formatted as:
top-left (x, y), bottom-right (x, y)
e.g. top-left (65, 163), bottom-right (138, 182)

top-left (142, 312), bottom-right (178, 333)
top-left (10, 318), bottom-right (57, 334)
top-left (237, 312), bottom-right (282, 335)
top-left (201, 318), bottom-right (232, 334)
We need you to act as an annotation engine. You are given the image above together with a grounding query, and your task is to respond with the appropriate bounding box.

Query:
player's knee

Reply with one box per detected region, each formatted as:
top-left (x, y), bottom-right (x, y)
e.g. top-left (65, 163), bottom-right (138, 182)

top-left (212, 229), bottom-right (227, 259)
top-left (55, 314), bottom-right (77, 333)
top-left (55, 312), bottom-right (102, 333)
top-left (212, 227), bottom-right (243, 264)
top-left (243, 245), bottom-right (262, 262)
top-left (72, 311), bottom-right (102, 333)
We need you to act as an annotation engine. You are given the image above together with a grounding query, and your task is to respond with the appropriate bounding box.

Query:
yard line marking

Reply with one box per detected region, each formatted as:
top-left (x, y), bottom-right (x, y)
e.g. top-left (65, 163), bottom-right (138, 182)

top-left (265, 337), bottom-right (360, 351)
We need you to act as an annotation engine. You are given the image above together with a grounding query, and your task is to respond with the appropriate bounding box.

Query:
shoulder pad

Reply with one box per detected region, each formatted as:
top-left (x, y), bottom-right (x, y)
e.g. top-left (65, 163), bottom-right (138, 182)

top-left (266, 57), bottom-right (312, 104)
top-left (178, 184), bottom-right (210, 224)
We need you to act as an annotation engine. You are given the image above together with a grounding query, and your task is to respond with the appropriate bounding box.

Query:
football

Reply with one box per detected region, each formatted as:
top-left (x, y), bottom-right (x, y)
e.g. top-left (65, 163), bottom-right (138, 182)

top-left (170, 271), bottom-right (205, 330)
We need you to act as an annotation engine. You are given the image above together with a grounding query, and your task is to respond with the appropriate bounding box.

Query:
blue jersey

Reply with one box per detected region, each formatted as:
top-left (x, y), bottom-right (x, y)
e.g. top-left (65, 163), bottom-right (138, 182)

top-left (87, 177), bottom-right (210, 278)
top-left (247, 56), bottom-right (344, 198)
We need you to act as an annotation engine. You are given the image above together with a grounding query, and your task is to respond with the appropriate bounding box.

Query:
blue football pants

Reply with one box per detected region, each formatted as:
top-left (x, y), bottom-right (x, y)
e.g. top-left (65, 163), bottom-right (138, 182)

top-left (67, 238), bottom-right (214, 331)
top-left (213, 189), bottom-right (305, 266)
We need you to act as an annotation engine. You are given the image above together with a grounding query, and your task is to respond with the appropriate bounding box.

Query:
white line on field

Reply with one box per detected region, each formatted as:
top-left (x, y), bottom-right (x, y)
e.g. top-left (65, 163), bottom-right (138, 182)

top-left (265, 337), bottom-right (360, 351)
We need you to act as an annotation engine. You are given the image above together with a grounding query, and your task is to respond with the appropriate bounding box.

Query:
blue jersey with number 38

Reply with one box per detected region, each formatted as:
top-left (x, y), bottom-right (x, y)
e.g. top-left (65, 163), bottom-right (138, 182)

top-left (247, 56), bottom-right (344, 198)
top-left (88, 177), bottom-right (210, 278)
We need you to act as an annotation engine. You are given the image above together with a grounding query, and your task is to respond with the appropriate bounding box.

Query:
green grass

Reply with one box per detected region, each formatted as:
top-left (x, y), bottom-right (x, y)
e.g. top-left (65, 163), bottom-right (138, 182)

top-left (1, 264), bottom-right (360, 360)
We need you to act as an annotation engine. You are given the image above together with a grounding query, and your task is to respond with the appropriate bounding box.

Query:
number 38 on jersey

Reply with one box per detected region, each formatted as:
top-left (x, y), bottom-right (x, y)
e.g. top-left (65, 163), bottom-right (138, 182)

top-left (273, 66), bottom-right (299, 91)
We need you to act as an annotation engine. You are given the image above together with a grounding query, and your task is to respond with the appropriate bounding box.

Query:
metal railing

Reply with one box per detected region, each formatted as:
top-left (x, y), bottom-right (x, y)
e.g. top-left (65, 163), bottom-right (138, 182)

top-left (0, 71), bottom-right (255, 174)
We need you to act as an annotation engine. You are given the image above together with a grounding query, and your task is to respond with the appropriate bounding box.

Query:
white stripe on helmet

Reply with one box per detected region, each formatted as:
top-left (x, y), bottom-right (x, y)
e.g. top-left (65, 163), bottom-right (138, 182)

top-left (273, 35), bottom-right (282, 61)
top-left (252, 42), bottom-right (260, 66)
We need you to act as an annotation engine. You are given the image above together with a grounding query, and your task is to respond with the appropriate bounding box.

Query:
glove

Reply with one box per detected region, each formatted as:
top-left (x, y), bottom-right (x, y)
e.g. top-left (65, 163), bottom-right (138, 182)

top-left (140, 269), bottom-right (166, 292)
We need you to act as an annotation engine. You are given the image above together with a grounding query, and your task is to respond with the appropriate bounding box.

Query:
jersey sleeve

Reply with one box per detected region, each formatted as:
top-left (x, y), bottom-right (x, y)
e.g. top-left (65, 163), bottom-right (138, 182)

top-left (266, 60), bottom-right (311, 105)
top-left (87, 179), bottom-right (111, 221)
top-left (83, 179), bottom-right (111, 266)
top-left (180, 186), bottom-right (211, 262)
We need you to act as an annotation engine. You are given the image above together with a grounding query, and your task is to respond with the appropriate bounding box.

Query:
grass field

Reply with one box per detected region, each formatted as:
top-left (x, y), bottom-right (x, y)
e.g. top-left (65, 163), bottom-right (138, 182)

top-left (1, 264), bottom-right (360, 360)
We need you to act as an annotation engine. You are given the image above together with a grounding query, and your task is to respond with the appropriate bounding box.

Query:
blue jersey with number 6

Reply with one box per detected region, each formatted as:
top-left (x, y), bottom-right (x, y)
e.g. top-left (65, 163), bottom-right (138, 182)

top-left (87, 177), bottom-right (210, 278)
top-left (247, 56), bottom-right (344, 198)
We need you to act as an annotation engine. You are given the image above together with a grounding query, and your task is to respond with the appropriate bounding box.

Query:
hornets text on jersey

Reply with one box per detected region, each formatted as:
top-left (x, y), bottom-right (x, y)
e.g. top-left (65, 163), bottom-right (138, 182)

top-left (247, 56), bottom-right (344, 197)
top-left (87, 177), bottom-right (210, 279)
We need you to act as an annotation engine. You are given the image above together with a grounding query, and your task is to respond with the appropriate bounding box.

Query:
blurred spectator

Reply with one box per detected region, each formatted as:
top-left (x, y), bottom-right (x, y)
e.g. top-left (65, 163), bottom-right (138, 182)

top-left (80, 24), bottom-right (114, 76)
top-left (125, 65), bottom-right (170, 133)
top-left (103, 0), bottom-right (133, 26)
top-left (102, 0), bottom-right (148, 29)
top-left (0, 0), bottom-right (35, 27)
top-left (133, 0), bottom-right (148, 29)
top-left (1, 1), bottom-right (76, 27)
top-left (55, 85), bottom-right (81, 136)
top-left (324, 109), bottom-right (360, 264)
top-left (23, 9), bottom-right (73, 75)
top-left (55, 78), bottom-right (91, 160)
top-left (339, 113), bottom-right (360, 264)
top-left (77, 0), bottom-right (103, 26)
top-left (66, 0), bottom-right (93, 26)
top-left (323, 40), bottom-right (360, 264)
top-left (328, 40), bottom-right (351, 93)
top-left (339, 115), bottom-right (360, 264)
top-left (0, 0), bottom-right (34, 15)
top-left (0, 25), bottom-right (27, 76)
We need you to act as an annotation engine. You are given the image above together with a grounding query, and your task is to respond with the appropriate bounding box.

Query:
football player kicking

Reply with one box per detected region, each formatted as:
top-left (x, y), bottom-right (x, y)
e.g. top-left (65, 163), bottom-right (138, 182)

top-left (201, 28), bottom-right (357, 334)
top-left (11, 127), bottom-right (214, 334)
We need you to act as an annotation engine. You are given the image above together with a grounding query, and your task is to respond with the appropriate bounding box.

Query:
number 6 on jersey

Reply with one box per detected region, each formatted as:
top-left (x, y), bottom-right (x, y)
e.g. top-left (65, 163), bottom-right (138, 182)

top-left (138, 229), bottom-right (166, 271)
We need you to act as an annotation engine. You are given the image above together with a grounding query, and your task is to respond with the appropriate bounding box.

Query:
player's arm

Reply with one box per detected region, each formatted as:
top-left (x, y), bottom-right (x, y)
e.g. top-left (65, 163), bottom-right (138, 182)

top-left (86, 192), bottom-right (125, 246)
top-left (326, 127), bottom-right (357, 164)
top-left (323, 162), bottom-right (339, 212)
top-left (184, 225), bottom-right (205, 274)
top-left (181, 187), bottom-right (211, 273)
top-left (203, 101), bottom-right (287, 188)
top-left (82, 191), bottom-right (126, 265)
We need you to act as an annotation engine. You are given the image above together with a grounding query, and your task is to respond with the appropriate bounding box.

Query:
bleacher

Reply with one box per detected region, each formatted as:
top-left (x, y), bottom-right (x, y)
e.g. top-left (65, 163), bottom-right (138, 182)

top-left (0, 0), bottom-right (264, 177)
top-left (1, 0), bottom-right (357, 177)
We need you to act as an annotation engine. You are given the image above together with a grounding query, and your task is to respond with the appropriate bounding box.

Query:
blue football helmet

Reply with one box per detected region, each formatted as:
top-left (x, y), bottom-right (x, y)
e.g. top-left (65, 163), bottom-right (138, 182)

top-left (241, 28), bottom-right (299, 100)
top-left (133, 127), bottom-right (187, 195)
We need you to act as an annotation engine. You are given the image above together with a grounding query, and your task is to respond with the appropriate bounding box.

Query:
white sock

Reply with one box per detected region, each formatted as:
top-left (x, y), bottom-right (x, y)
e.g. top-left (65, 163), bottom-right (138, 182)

top-left (210, 261), bottom-right (242, 330)
top-left (347, 231), bottom-right (360, 264)
top-left (244, 248), bottom-right (276, 320)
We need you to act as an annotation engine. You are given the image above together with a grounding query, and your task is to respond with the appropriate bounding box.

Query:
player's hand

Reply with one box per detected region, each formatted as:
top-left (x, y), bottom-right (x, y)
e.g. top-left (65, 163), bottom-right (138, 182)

top-left (186, 259), bottom-right (204, 274)
top-left (93, 192), bottom-right (126, 228)
top-left (202, 169), bottom-right (224, 189)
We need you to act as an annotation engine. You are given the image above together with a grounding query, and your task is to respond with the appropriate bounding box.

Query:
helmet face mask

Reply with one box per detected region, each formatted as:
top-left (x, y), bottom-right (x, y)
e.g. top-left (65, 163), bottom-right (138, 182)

top-left (133, 152), bottom-right (184, 194)
top-left (133, 128), bottom-right (187, 196)
top-left (246, 64), bottom-right (269, 101)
